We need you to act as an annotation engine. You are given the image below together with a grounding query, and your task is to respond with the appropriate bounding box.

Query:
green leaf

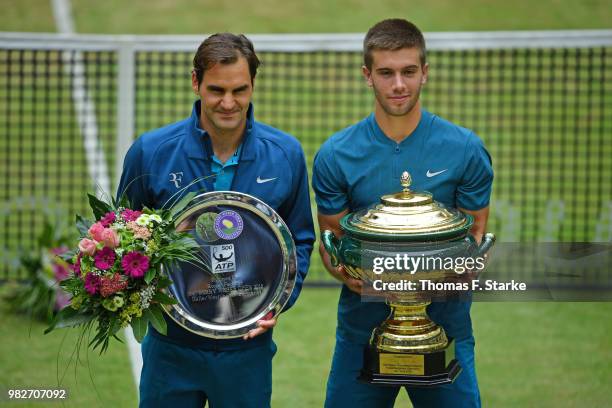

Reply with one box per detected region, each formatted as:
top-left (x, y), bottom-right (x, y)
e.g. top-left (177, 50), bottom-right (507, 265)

top-left (118, 194), bottom-right (130, 209)
top-left (111, 192), bottom-right (132, 210)
top-left (152, 291), bottom-right (177, 305)
top-left (109, 318), bottom-right (122, 337)
top-left (130, 314), bottom-right (149, 343)
top-left (169, 191), bottom-right (197, 219)
top-left (90, 324), bottom-right (111, 352)
top-left (145, 305), bottom-right (167, 335)
top-left (156, 275), bottom-right (173, 289)
top-left (76, 214), bottom-right (93, 236)
top-left (144, 268), bottom-right (156, 284)
top-left (45, 307), bottom-right (94, 334)
top-left (88, 193), bottom-right (113, 219)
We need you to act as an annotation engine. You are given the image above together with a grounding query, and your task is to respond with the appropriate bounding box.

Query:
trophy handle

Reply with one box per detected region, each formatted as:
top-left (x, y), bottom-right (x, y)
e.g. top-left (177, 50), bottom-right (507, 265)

top-left (322, 230), bottom-right (340, 267)
top-left (476, 232), bottom-right (496, 257)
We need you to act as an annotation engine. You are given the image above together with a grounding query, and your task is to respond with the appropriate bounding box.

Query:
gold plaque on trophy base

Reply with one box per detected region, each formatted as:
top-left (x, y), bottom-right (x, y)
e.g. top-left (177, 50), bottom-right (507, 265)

top-left (361, 337), bottom-right (460, 387)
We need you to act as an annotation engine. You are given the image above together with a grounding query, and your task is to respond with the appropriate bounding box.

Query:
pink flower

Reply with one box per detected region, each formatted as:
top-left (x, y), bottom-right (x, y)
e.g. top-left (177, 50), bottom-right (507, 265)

top-left (127, 221), bottom-right (151, 240)
top-left (88, 222), bottom-right (106, 242)
top-left (121, 251), bottom-right (150, 279)
top-left (78, 238), bottom-right (97, 256)
top-left (51, 246), bottom-right (69, 256)
top-left (100, 211), bottom-right (117, 227)
top-left (72, 253), bottom-right (82, 276)
top-left (122, 209), bottom-right (142, 222)
top-left (55, 290), bottom-right (71, 310)
top-left (94, 247), bottom-right (116, 270)
top-left (53, 263), bottom-right (70, 281)
top-left (100, 228), bottom-right (120, 248)
top-left (84, 273), bottom-right (101, 295)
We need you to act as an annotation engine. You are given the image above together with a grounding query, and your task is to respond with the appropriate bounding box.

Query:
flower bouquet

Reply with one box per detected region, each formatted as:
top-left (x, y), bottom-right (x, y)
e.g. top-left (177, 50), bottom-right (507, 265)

top-left (4, 216), bottom-right (74, 322)
top-left (46, 192), bottom-right (201, 353)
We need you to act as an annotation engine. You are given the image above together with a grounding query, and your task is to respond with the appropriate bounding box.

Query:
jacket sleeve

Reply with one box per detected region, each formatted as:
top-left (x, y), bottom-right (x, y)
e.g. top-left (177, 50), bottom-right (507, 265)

top-left (280, 147), bottom-right (315, 312)
top-left (116, 136), bottom-right (152, 210)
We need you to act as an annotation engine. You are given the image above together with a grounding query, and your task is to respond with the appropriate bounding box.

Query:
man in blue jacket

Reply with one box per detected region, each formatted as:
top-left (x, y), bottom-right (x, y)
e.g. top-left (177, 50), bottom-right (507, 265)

top-left (312, 19), bottom-right (493, 407)
top-left (117, 33), bottom-right (315, 408)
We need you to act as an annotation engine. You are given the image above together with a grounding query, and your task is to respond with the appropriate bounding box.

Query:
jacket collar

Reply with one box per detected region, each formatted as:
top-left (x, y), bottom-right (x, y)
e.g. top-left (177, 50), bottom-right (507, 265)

top-left (184, 100), bottom-right (256, 161)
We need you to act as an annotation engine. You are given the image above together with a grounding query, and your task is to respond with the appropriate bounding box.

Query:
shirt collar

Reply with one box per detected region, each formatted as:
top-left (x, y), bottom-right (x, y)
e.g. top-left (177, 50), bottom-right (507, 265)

top-left (212, 143), bottom-right (243, 167)
top-left (184, 100), bottom-right (256, 161)
top-left (368, 109), bottom-right (430, 146)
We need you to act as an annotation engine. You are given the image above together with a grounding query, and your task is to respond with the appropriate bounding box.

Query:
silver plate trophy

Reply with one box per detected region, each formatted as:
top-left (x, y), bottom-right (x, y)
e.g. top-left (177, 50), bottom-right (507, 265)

top-left (163, 191), bottom-right (297, 338)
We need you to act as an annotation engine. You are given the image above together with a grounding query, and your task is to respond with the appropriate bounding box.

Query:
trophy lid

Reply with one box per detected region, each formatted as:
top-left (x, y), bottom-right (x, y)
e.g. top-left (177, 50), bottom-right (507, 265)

top-left (342, 171), bottom-right (472, 241)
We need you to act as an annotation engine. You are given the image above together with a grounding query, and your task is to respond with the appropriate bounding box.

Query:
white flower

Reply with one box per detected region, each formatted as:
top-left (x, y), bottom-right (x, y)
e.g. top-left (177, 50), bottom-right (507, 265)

top-left (136, 213), bottom-right (162, 228)
top-left (140, 285), bottom-right (156, 310)
top-left (149, 214), bottom-right (162, 224)
top-left (135, 214), bottom-right (150, 226)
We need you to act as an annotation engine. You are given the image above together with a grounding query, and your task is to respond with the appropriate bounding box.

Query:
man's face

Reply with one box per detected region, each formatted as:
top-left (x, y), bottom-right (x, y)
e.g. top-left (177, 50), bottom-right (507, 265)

top-left (363, 47), bottom-right (428, 117)
top-left (192, 56), bottom-right (253, 133)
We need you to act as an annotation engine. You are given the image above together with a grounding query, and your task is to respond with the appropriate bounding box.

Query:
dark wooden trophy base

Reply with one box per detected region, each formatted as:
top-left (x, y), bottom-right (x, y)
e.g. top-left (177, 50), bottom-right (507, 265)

top-left (358, 338), bottom-right (462, 387)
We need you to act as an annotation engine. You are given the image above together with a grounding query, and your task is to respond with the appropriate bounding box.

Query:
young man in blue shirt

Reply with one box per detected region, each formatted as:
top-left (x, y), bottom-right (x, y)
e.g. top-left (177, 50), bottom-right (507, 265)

top-left (312, 19), bottom-right (493, 407)
top-left (118, 33), bottom-right (315, 408)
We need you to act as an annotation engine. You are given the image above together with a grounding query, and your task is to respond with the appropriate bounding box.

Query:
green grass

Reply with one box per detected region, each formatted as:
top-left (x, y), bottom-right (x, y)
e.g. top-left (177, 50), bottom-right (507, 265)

top-left (473, 302), bottom-right (612, 407)
top-left (72, 0), bottom-right (612, 33)
top-left (0, 294), bottom-right (137, 407)
top-left (2, 0), bottom-right (611, 34)
top-left (0, 0), bottom-right (55, 32)
top-left (274, 289), bottom-right (612, 407)
top-left (3, 288), bottom-right (609, 407)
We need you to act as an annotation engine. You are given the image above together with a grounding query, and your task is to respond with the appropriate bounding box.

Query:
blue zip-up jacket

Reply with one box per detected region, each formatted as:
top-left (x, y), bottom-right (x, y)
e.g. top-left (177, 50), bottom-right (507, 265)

top-left (117, 101), bottom-right (315, 350)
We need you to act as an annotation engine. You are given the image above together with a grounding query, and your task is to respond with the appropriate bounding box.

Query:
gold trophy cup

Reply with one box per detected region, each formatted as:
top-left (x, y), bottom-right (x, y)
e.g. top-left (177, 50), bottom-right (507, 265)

top-left (322, 171), bottom-right (495, 386)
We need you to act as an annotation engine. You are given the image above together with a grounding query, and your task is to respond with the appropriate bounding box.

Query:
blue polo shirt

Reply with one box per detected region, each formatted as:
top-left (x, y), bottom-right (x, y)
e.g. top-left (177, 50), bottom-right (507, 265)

top-left (211, 144), bottom-right (242, 191)
top-left (312, 110), bottom-right (493, 343)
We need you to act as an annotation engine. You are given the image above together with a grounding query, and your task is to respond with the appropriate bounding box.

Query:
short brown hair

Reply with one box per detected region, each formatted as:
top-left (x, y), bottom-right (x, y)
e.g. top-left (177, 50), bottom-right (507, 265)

top-left (193, 33), bottom-right (260, 83)
top-left (363, 19), bottom-right (426, 70)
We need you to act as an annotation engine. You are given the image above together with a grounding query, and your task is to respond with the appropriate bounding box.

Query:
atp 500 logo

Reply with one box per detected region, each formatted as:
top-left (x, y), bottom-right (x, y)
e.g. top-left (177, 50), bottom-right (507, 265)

top-left (211, 244), bottom-right (236, 274)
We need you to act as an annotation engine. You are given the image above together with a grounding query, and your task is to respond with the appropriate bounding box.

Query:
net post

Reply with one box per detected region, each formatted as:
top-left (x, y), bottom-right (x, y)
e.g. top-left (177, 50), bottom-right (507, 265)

top-left (116, 41), bottom-right (136, 195)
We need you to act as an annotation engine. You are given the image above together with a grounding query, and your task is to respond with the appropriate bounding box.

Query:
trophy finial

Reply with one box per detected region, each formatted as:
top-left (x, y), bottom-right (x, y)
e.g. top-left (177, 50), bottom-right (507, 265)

top-left (400, 171), bottom-right (412, 192)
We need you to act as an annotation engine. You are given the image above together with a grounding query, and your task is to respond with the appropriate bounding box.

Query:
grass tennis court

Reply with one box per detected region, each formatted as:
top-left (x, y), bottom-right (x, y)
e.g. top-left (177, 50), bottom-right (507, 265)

top-left (2, 287), bottom-right (611, 407)
top-left (4, 0), bottom-right (612, 33)
top-left (1, 1), bottom-right (611, 407)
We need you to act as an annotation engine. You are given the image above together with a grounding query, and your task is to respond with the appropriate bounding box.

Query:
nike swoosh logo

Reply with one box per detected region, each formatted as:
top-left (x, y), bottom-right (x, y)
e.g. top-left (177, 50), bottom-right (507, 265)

top-left (426, 169), bottom-right (448, 178)
top-left (256, 176), bottom-right (277, 184)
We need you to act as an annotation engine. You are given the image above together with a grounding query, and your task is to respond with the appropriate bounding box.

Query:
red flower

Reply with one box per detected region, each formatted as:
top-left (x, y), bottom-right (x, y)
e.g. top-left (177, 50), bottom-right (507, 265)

top-left (53, 263), bottom-right (70, 281)
top-left (94, 247), bottom-right (116, 270)
top-left (99, 273), bottom-right (128, 297)
top-left (121, 251), bottom-right (150, 278)
top-left (72, 253), bottom-right (82, 276)
top-left (100, 211), bottom-right (117, 227)
top-left (51, 246), bottom-right (69, 256)
top-left (122, 209), bottom-right (142, 222)
top-left (84, 273), bottom-right (101, 295)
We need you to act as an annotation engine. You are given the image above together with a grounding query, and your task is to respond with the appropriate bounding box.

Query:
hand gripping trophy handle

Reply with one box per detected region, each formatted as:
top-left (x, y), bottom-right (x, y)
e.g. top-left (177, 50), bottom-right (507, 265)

top-left (321, 230), bottom-right (340, 268)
